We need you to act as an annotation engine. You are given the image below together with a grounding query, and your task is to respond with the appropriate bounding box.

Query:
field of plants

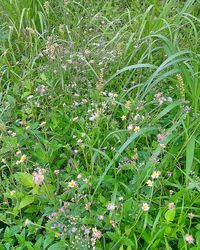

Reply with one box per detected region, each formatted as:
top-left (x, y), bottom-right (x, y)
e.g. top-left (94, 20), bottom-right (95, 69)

top-left (0, 0), bottom-right (199, 249)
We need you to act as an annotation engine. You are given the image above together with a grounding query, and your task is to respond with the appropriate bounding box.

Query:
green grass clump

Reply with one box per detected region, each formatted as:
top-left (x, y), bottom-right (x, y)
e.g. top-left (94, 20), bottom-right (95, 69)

top-left (0, 0), bottom-right (199, 249)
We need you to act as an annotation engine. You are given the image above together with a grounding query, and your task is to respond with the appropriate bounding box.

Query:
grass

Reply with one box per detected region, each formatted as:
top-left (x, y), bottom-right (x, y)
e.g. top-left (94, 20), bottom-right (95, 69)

top-left (0, 0), bottom-right (199, 249)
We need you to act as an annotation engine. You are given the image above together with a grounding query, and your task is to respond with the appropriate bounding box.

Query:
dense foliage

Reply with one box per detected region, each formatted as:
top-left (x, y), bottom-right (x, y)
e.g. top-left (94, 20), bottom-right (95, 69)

top-left (0, 0), bottom-right (199, 249)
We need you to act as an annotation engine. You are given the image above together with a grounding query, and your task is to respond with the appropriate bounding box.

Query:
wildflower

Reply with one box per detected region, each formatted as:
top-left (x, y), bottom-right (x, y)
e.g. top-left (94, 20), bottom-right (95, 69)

top-left (133, 114), bottom-right (140, 122)
top-left (110, 220), bottom-right (117, 228)
top-left (16, 150), bottom-right (22, 157)
top-left (168, 203), bottom-right (175, 210)
top-left (1, 159), bottom-right (6, 164)
top-left (188, 212), bottom-right (194, 219)
top-left (71, 227), bottom-right (77, 233)
top-left (39, 121), bottom-right (46, 128)
top-left (134, 126), bottom-right (140, 133)
top-left (16, 154), bottom-right (27, 164)
top-left (59, 207), bottom-right (65, 213)
top-left (10, 190), bottom-right (16, 196)
top-left (107, 203), bottom-right (115, 211)
top-left (155, 92), bottom-right (165, 105)
top-left (141, 203), bottom-right (150, 211)
top-left (125, 100), bottom-right (131, 110)
top-left (77, 174), bottom-right (82, 179)
top-left (151, 171), bottom-right (161, 179)
top-left (77, 139), bottom-right (83, 144)
top-left (146, 179), bottom-right (153, 187)
top-left (25, 219), bottom-right (32, 226)
top-left (160, 143), bottom-right (166, 148)
top-left (121, 115), bottom-right (127, 121)
top-left (36, 85), bottom-right (46, 94)
top-left (184, 234), bottom-right (194, 244)
top-left (157, 133), bottom-right (165, 142)
top-left (92, 227), bottom-right (102, 239)
top-left (54, 169), bottom-right (60, 175)
top-left (63, 202), bottom-right (69, 207)
top-left (119, 196), bottom-right (124, 201)
top-left (167, 171), bottom-right (172, 177)
top-left (167, 97), bottom-right (173, 102)
top-left (184, 106), bottom-right (191, 113)
top-left (127, 124), bottom-right (133, 131)
top-left (20, 155), bottom-right (27, 162)
top-left (83, 178), bottom-right (88, 183)
top-left (98, 215), bottom-right (104, 221)
top-left (84, 228), bottom-right (90, 235)
top-left (89, 113), bottom-right (98, 121)
top-left (68, 180), bottom-right (77, 188)
top-left (85, 203), bottom-right (91, 210)
top-left (73, 117), bottom-right (78, 122)
top-left (32, 168), bottom-right (45, 185)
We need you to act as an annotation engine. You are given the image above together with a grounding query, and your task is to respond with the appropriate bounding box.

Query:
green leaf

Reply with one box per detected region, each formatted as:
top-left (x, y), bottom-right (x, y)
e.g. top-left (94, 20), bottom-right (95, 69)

top-left (106, 64), bottom-right (156, 84)
top-left (19, 196), bottom-right (34, 210)
top-left (15, 172), bottom-right (34, 187)
top-left (93, 127), bottom-right (157, 197)
top-left (107, 232), bottom-right (120, 242)
top-left (165, 208), bottom-right (176, 222)
top-left (123, 198), bottom-right (133, 214)
top-left (43, 235), bottom-right (54, 249)
top-left (154, 100), bottom-right (182, 121)
top-left (48, 242), bottom-right (66, 250)
top-left (4, 227), bottom-right (11, 241)
top-left (186, 135), bottom-right (195, 184)
top-left (120, 237), bottom-right (134, 246)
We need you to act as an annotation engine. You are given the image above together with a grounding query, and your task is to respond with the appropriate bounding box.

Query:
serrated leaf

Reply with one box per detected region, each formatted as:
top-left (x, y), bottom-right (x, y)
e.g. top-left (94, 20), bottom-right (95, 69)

top-left (19, 196), bottom-right (34, 210)
top-left (15, 172), bottom-right (34, 187)
top-left (121, 237), bottom-right (134, 246)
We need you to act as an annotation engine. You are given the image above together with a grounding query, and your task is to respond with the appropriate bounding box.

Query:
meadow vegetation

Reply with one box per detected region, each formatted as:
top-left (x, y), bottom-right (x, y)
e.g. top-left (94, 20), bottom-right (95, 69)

top-left (0, 0), bottom-right (199, 249)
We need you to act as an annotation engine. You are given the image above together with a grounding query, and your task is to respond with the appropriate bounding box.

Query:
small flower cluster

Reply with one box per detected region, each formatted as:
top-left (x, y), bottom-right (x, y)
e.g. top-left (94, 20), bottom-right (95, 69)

top-left (16, 153), bottom-right (27, 165)
top-left (32, 167), bottom-right (45, 185)
top-left (146, 170), bottom-right (161, 187)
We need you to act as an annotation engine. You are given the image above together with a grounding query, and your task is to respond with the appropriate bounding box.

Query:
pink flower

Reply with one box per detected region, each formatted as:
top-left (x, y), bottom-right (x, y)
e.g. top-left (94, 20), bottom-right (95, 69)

top-left (107, 203), bottom-right (115, 211)
top-left (92, 227), bottom-right (102, 239)
top-left (32, 168), bottom-right (45, 185)
top-left (77, 174), bottom-right (82, 179)
top-left (168, 203), bottom-right (175, 210)
top-left (157, 133), bottom-right (165, 142)
top-left (59, 207), bottom-right (65, 213)
top-left (184, 234), bottom-right (194, 244)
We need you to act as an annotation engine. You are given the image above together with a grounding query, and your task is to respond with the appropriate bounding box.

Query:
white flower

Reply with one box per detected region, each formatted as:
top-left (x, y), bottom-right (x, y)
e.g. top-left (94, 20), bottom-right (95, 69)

top-left (107, 203), bottom-right (115, 211)
top-left (121, 115), bottom-right (126, 121)
top-left (146, 179), bottom-right (153, 187)
top-left (141, 203), bottom-right (150, 211)
top-left (151, 171), bottom-right (161, 179)
top-left (127, 124), bottom-right (133, 131)
top-left (25, 219), bottom-right (32, 226)
top-left (68, 180), bottom-right (77, 188)
top-left (134, 126), bottom-right (140, 133)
